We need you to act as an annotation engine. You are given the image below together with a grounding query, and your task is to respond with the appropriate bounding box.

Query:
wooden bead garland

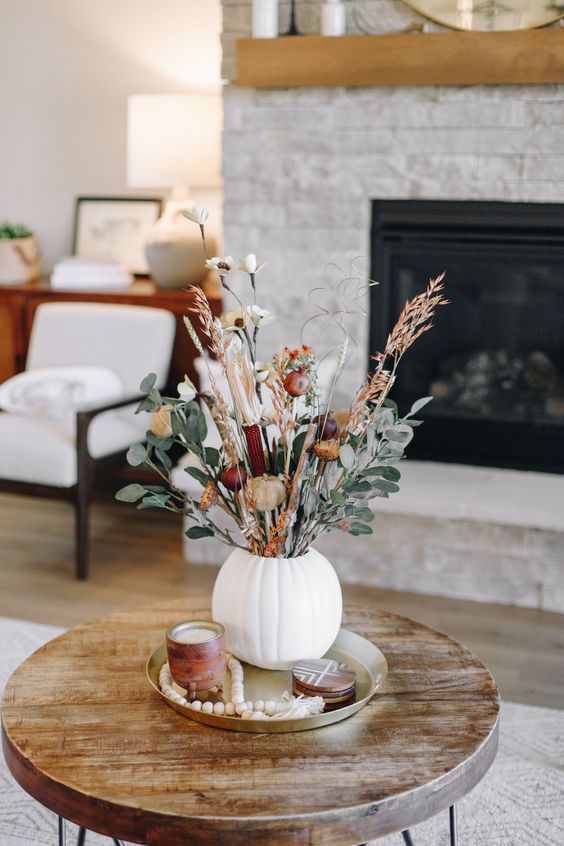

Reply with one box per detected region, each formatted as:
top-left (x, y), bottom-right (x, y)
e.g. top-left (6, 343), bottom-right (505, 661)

top-left (159, 653), bottom-right (325, 721)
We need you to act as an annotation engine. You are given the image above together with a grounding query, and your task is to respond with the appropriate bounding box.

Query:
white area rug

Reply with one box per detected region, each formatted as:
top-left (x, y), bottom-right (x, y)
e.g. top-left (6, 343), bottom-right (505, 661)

top-left (1, 617), bottom-right (563, 845)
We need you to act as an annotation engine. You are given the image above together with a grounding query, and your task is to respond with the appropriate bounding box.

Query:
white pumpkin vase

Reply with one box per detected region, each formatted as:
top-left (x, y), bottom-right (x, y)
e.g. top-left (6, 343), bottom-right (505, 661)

top-left (212, 547), bottom-right (342, 670)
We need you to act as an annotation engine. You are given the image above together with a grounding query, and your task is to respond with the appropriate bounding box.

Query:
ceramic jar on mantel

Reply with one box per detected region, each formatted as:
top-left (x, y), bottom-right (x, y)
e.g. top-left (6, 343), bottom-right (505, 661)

top-left (211, 547), bottom-right (343, 670)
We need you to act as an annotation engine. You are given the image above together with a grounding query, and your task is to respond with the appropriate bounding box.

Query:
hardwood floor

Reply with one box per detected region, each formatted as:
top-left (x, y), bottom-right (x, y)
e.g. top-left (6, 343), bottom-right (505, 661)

top-left (0, 491), bottom-right (562, 709)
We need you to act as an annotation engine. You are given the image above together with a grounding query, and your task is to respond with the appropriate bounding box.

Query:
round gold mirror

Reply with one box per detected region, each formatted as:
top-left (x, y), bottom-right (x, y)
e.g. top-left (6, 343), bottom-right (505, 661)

top-left (403, 0), bottom-right (563, 30)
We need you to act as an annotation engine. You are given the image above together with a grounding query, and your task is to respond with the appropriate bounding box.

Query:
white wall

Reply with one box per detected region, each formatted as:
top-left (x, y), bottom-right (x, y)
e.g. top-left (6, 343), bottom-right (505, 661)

top-left (0, 0), bottom-right (222, 271)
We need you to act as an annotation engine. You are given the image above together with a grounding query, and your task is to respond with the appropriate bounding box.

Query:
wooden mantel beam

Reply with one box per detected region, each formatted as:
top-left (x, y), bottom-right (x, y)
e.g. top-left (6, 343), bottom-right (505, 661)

top-left (236, 29), bottom-right (564, 88)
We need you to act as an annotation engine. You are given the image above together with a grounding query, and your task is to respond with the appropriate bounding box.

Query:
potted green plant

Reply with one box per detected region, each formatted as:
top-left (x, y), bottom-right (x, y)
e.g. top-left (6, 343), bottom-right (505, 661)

top-left (0, 222), bottom-right (39, 284)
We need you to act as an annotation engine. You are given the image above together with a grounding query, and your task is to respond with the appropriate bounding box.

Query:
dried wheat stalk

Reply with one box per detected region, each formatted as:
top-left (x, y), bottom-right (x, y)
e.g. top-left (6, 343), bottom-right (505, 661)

top-left (263, 422), bottom-right (317, 557)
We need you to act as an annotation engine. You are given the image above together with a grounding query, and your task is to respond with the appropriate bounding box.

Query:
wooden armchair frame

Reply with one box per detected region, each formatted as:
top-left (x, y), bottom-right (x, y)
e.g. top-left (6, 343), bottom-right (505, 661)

top-left (0, 395), bottom-right (143, 580)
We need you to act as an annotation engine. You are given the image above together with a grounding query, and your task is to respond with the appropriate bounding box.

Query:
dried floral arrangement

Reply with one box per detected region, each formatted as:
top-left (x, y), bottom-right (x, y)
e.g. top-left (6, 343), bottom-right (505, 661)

top-left (116, 206), bottom-right (448, 558)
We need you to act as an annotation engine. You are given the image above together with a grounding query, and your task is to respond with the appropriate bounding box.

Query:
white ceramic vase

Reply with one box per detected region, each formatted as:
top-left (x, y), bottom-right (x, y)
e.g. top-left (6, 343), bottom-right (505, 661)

top-left (212, 547), bottom-right (342, 670)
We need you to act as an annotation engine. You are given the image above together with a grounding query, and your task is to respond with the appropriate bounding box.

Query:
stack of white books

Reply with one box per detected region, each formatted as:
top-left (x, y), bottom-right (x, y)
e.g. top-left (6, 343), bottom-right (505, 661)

top-left (50, 258), bottom-right (133, 291)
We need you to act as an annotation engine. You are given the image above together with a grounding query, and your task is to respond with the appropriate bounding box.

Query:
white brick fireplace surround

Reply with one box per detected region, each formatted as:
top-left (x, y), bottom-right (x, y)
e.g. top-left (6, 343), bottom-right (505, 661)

top-left (213, 0), bottom-right (564, 611)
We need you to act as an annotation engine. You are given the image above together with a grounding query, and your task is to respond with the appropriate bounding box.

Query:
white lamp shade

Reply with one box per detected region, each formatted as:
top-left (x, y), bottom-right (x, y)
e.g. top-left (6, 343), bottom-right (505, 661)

top-left (127, 93), bottom-right (222, 190)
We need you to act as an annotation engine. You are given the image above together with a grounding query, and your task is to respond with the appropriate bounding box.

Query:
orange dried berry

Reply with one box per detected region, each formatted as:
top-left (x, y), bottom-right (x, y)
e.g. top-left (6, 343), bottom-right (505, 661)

top-left (312, 439), bottom-right (340, 461)
top-left (199, 481), bottom-right (218, 511)
top-left (302, 344), bottom-right (312, 352)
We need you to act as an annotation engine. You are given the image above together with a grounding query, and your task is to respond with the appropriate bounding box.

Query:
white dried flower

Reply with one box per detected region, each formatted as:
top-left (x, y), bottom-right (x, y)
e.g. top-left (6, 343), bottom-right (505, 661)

top-left (205, 255), bottom-right (240, 275)
top-left (220, 308), bottom-right (249, 333)
top-left (182, 205), bottom-right (209, 225)
top-left (245, 304), bottom-right (275, 327)
top-left (177, 375), bottom-right (197, 402)
top-left (240, 254), bottom-right (266, 275)
top-left (254, 361), bottom-right (275, 383)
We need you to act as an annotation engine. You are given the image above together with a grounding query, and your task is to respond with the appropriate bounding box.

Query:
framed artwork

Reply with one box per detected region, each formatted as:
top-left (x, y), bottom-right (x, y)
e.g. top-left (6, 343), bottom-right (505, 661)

top-left (72, 196), bottom-right (162, 275)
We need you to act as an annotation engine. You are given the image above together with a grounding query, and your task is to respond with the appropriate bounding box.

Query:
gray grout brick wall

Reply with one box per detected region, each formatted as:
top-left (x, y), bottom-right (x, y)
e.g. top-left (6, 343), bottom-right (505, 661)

top-left (218, 1), bottom-right (564, 609)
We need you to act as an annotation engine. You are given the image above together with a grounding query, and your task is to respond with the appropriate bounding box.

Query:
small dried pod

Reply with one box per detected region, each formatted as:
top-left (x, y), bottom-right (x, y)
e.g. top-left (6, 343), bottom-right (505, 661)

top-left (199, 480), bottom-right (219, 511)
top-left (332, 408), bottom-right (351, 435)
top-left (249, 474), bottom-right (286, 511)
top-left (221, 465), bottom-right (248, 491)
top-left (312, 439), bottom-right (340, 461)
top-left (150, 404), bottom-right (173, 438)
top-left (312, 413), bottom-right (338, 440)
top-left (284, 367), bottom-right (311, 397)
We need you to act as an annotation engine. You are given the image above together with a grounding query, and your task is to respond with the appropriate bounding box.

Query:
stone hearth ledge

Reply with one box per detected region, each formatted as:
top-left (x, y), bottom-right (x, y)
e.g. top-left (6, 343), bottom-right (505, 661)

top-left (173, 460), bottom-right (564, 612)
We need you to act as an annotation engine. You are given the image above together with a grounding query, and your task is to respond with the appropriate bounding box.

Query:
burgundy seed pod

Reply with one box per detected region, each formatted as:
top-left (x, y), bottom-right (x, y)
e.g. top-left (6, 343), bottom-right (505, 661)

top-left (312, 413), bottom-right (338, 440)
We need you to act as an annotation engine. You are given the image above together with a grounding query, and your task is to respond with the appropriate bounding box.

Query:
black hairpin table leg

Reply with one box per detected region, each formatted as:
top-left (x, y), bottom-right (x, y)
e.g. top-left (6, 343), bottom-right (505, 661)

top-left (400, 804), bottom-right (457, 846)
top-left (449, 805), bottom-right (458, 846)
top-left (58, 818), bottom-right (124, 846)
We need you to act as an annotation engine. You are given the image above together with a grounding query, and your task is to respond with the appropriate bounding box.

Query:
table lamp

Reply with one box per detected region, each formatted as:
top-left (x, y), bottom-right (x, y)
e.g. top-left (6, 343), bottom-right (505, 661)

top-left (127, 93), bottom-right (221, 288)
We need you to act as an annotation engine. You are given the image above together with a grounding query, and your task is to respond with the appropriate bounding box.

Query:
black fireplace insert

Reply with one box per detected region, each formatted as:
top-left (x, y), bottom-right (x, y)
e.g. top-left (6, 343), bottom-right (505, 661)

top-left (369, 199), bottom-right (564, 473)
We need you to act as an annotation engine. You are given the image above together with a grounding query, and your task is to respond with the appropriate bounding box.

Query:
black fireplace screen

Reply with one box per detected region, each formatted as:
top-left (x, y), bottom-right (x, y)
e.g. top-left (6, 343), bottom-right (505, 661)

top-left (369, 200), bottom-right (564, 473)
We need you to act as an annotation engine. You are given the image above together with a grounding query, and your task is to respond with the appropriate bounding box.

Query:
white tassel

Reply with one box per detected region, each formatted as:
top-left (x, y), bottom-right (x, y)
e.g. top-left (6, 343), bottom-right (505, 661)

top-left (270, 693), bottom-right (325, 719)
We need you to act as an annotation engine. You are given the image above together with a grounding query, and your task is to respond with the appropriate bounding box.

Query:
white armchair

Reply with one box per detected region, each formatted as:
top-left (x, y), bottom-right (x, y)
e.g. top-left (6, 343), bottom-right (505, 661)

top-left (0, 302), bottom-right (175, 579)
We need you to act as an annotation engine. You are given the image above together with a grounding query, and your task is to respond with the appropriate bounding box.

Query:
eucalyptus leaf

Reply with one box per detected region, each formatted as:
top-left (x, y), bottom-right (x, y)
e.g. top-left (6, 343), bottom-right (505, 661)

top-left (364, 465), bottom-right (401, 482)
top-left (376, 408), bottom-right (395, 433)
top-left (140, 373), bottom-right (157, 393)
top-left (349, 522), bottom-right (373, 535)
top-left (146, 432), bottom-right (174, 449)
top-left (184, 466), bottom-right (210, 486)
top-left (339, 443), bottom-right (355, 469)
top-left (156, 448), bottom-right (172, 472)
top-left (115, 483), bottom-right (146, 503)
top-left (186, 526), bottom-right (215, 539)
top-left (135, 396), bottom-right (158, 414)
top-left (383, 424), bottom-right (414, 447)
top-left (408, 396), bottom-right (433, 417)
top-left (330, 489), bottom-right (345, 506)
top-left (204, 447), bottom-right (220, 467)
top-left (372, 479), bottom-right (400, 493)
top-left (126, 443), bottom-right (147, 467)
top-left (352, 506), bottom-right (375, 522)
top-left (137, 492), bottom-right (171, 510)
top-left (347, 480), bottom-right (371, 494)
top-left (303, 489), bottom-right (319, 517)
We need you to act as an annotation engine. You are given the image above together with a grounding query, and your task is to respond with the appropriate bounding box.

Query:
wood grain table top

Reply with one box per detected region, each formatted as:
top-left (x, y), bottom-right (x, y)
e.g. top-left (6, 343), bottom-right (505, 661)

top-left (1, 599), bottom-right (499, 846)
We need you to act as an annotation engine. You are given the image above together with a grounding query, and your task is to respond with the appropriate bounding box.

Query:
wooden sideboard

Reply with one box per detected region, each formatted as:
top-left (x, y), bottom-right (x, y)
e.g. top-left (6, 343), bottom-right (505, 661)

top-left (0, 277), bottom-right (222, 390)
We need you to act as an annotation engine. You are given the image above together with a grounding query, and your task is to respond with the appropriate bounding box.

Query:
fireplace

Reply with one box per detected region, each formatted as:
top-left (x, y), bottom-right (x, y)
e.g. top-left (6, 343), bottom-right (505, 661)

top-left (370, 200), bottom-right (564, 473)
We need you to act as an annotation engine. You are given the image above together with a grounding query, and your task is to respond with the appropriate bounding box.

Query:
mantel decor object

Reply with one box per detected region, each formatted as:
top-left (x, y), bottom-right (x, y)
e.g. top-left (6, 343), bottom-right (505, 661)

top-left (117, 204), bottom-right (449, 672)
top-left (0, 222), bottom-right (39, 285)
top-left (403, 0), bottom-right (564, 31)
top-left (126, 94), bottom-right (220, 288)
top-left (321, 0), bottom-right (346, 36)
top-left (253, 0), bottom-right (279, 38)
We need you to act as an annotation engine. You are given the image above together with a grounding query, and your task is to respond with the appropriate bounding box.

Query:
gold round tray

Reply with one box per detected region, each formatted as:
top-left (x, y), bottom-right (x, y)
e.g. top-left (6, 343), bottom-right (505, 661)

top-left (146, 627), bottom-right (388, 733)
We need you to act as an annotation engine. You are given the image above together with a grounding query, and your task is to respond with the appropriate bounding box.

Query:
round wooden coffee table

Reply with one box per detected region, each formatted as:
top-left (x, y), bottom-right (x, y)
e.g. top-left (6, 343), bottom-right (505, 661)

top-left (1, 599), bottom-right (499, 846)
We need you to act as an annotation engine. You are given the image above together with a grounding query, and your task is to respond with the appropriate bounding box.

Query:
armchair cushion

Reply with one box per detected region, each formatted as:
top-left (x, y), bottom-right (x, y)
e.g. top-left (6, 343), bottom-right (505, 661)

top-left (0, 366), bottom-right (124, 421)
top-left (0, 405), bottom-right (147, 487)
